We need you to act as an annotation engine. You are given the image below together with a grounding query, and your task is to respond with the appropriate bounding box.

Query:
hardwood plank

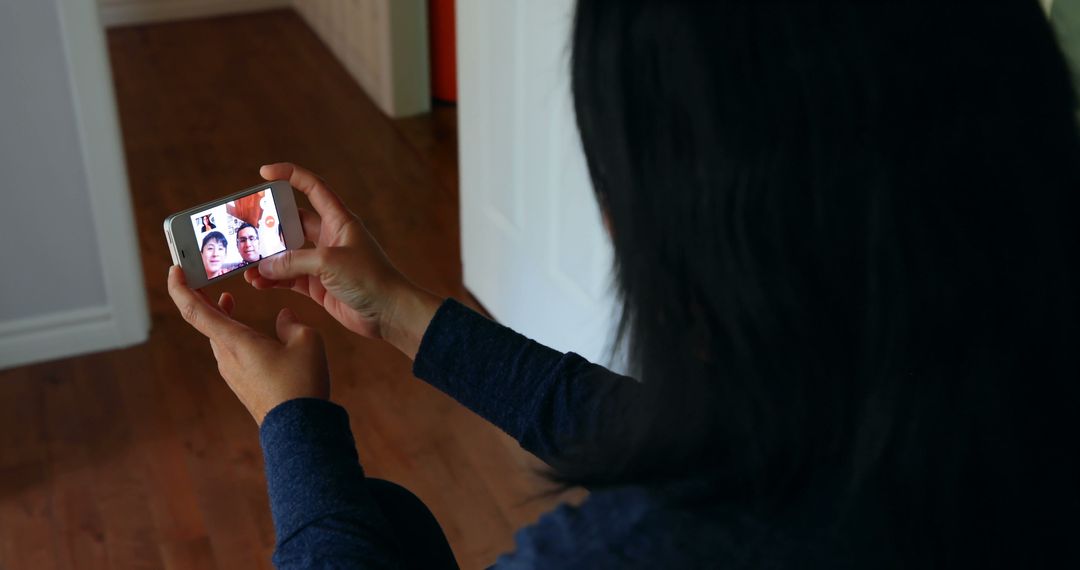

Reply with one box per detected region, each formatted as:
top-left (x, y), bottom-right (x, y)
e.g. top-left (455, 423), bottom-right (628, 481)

top-left (0, 365), bottom-right (60, 570)
top-left (394, 101), bottom-right (461, 201)
top-left (42, 361), bottom-right (109, 570)
top-left (159, 536), bottom-right (217, 570)
top-left (143, 323), bottom-right (270, 570)
top-left (73, 354), bottom-right (166, 569)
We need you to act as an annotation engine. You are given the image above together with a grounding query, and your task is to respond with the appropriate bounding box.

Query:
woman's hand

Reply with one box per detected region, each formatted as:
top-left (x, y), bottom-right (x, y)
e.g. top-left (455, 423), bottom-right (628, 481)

top-left (244, 163), bottom-right (443, 360)
top-left (167, 265), bottom-right (329, 426)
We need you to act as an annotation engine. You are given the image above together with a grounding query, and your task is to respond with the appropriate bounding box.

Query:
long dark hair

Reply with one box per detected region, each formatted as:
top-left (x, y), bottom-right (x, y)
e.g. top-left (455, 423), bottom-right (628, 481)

top-left (562, 0), bottom-right (1080, 565)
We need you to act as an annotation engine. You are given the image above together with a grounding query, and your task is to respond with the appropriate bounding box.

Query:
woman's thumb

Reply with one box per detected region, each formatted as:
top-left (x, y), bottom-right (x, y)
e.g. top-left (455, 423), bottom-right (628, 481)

top-left (276, 307), bottom-right (316, 345)
top-left (259, 249), bottom-right (320, 280)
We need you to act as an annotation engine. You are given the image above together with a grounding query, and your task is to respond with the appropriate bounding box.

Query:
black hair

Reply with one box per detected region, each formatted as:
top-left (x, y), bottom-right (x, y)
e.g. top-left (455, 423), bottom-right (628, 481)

top-left (236, 222), bottom-right (259, 237)
top-left (564, 0), bottom-right (1080, 565)
top-left (201, 231), bottom-right (227, 250)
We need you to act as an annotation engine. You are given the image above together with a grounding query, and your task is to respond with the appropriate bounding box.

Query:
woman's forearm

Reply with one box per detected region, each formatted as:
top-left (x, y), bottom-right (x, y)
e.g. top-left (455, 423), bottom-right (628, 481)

top-left (383, 283), bottom-right (445, 360)
top-left (408, 298), bottom-right (636, 464)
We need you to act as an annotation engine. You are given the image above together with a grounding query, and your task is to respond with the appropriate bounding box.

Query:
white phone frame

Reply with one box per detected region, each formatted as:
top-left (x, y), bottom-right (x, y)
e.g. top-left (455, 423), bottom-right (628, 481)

top-left (163, 180), bottom-right (304, 289)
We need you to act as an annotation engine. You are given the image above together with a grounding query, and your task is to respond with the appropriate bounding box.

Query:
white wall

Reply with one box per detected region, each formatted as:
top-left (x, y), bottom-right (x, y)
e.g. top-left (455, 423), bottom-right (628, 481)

top-left (0, 0), bottom-right (149, 370)
top-left (0, 2), bottom-right (106, 321)
top-left (99, 0), bottom-right (288, 26)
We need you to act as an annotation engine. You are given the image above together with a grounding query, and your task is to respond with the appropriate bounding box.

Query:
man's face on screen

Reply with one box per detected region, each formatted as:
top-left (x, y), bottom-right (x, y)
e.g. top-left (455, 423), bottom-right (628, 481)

top-left (202, 240), bottom-right (225, 276)
top-left (237, 226), bottom-right (260, 262)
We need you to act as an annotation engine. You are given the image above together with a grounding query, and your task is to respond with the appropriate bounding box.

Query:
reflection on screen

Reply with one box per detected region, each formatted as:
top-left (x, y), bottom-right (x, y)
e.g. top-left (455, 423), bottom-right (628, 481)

top-left (191, 188), bottom-right (286, 280)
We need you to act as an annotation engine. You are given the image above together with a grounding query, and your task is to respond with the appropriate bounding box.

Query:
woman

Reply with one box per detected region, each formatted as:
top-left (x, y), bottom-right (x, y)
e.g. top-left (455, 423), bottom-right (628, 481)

top-left (200, 231), bottom-right (228, 279)
top-left (200, 213), bottom-right (216, 233)
top-left (168, 1), bottom-right (1080, 567)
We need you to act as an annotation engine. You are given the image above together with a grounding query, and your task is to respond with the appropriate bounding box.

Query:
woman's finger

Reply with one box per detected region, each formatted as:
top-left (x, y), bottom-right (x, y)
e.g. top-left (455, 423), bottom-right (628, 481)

top-left (275, 307), bottom-right (319, 347)
top-left (299, 207), bottom-right (322, 244)
top-left (259, 163), bottom-right (352, 226)
top-left (245, 266), bottom-right (282, 288)
top-left (306, 276), bottom-right (329, 306)
top-left (258, 248), bottom-right (324, 280)
top-left (249, 274), bottom-right (278, 289)
top-left (167, 266), bottom-right (245, 340)
top-left (218, 292), bottom-right (235, 317)
top-left (250, 274), bottom-right (297, 292)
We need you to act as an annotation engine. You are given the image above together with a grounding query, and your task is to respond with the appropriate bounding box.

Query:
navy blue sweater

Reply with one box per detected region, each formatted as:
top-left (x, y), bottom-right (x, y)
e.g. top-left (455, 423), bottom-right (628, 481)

top-left (259, 299), bottom-right (832, 568)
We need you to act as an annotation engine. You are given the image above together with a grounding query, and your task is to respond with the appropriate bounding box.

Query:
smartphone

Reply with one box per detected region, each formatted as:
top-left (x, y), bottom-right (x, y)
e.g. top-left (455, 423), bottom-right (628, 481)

top-left (163, 180), bottom-right (304, 289)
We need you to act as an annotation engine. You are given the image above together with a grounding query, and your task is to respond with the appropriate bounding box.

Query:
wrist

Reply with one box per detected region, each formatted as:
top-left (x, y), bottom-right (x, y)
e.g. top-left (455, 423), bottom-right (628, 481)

top-left (382, 283), bottom-right (444, 360)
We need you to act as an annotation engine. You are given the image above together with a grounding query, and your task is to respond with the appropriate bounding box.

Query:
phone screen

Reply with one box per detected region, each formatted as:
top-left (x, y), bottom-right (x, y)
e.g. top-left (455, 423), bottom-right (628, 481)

top-left (190, 187), bottom-right (287, 280)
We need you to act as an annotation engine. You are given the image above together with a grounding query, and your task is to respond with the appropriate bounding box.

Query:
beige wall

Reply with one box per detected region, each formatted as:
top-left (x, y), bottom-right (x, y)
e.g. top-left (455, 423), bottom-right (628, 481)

top-left (99, 0), bottom-right (289, 26)
top-left (293, 0), bottom-right (430, 117)
top-left (99, 0), bottom-right (431, 117)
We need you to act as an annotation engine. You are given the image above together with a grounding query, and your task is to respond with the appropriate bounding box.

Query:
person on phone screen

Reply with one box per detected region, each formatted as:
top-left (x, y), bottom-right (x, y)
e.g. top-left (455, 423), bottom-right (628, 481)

top-left (235, 223), bottom-right (262, 266)
top-left (200, 231), bottom-right (227, 279)
top-left (200, 214), bottom-right (216, 233)
top-left (167, 2), bottom-right (1080, 568)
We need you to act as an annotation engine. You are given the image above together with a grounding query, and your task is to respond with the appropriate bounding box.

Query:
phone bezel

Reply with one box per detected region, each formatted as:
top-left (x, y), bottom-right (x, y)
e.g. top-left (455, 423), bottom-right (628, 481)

top-left (163, 180), bottom-right (303, 289)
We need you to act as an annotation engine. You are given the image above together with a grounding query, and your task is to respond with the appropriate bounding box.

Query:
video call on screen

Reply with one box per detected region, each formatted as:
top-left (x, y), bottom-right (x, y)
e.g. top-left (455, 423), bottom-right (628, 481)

top-left (191, 189), bottom-right (286, 280)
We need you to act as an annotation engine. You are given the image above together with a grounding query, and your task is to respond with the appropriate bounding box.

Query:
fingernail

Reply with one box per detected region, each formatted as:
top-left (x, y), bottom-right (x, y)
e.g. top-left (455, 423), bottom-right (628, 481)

top-left (258, 259), bottom-right (274, 276)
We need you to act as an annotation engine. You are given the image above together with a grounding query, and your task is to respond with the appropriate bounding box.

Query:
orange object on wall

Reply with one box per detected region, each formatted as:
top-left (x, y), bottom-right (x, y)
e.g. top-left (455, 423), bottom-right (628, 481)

top-left (429, 0), bottom-right (457, 102)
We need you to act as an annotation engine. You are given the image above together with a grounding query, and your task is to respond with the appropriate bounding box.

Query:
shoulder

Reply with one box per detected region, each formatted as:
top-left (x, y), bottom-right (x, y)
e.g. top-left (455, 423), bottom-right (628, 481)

top-left (492, 482), bottom-right (766, 569)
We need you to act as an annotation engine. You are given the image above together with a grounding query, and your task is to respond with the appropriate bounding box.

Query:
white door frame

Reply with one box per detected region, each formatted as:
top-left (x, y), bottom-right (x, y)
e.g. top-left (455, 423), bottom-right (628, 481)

top-left (457, 0), bottom-right (621, 369)
top-left (0, 0), bottom-right (148, 370)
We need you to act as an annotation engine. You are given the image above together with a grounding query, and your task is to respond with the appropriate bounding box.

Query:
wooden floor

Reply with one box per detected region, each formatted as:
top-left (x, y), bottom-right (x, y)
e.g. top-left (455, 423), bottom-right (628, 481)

top-left (0, 10), bottom-right (573, 570)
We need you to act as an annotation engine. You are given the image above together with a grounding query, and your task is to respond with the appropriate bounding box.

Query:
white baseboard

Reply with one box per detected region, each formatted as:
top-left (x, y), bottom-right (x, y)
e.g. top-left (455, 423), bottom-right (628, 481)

top-left (100, 0), bottom-right (290, 28)
top-left (0, 306), bottom-right (147, 371)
